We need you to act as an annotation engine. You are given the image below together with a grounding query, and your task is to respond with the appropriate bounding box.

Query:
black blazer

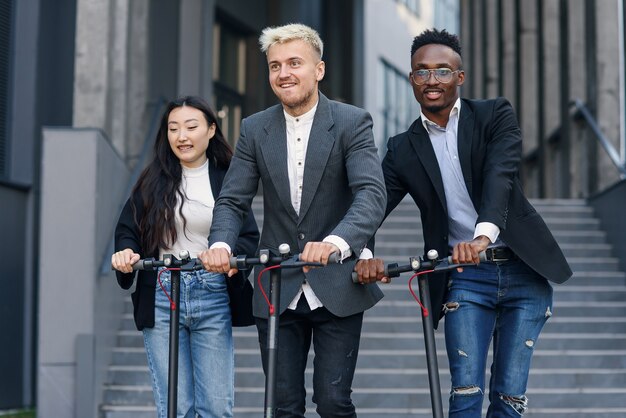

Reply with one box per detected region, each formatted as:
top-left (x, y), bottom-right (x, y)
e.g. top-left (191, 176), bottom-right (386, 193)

top-left (382, 97), bottom-right (572, 327)
top-left (114, 160), bottom-right (259, 330)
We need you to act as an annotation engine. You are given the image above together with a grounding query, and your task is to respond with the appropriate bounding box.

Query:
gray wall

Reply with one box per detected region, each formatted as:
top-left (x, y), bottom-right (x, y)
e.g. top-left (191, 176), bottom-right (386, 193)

top-left (589, 179), bottom-right (626, 273)
top-left (37, 128), bottom-right (129, 418)
top-left (0, 0), bottom-right (77, 409)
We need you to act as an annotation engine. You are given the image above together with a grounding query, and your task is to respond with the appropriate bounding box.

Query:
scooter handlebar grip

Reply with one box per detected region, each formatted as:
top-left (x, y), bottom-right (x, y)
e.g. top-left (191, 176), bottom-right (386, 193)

top-left (385, 263), bottom-right (400, 277)
top-left (132, 258), bottom-right (153, 271)
top-left (351, 262), bottom-right (399, 283)
top-left (327, 252), bottom-right (341, 264)
top-left (229, 255), bottom-right (248, 269)
top-left (445, 251), bottom-right (487, 264)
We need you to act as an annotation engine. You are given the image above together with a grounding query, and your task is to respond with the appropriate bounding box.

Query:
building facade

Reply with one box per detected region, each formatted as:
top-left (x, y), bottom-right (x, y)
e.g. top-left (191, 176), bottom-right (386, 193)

top-left (9, 0), bottom-right (626, 415)
top-left (459, 0), bottom-right (626, 198)
top-left (0, 0), bottom-right (458, 415)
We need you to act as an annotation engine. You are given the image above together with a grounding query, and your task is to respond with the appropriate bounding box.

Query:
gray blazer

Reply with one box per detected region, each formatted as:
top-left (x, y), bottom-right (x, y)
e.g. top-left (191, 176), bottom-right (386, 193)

top-left (209, 93), bottom-right (387, 318)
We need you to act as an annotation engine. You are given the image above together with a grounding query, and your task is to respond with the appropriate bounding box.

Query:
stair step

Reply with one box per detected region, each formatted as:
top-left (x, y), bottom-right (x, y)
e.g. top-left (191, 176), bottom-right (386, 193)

top-left (231, 348), bottom-right (626, 369)
top-left (232, 387), bottom-right (626, 409)
top-left (232, 366), bottom-right (626, 388)
top-left (100, 405), bottom-right (155, 418)
top-left (367, 299), bottom-right (626, 316)
top-left (101, 198), bottom-right (626, 417)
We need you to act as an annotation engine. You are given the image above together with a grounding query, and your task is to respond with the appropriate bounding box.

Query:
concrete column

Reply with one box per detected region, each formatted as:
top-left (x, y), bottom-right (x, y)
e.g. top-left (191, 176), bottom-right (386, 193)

top-left (108, 0), bottom-right (131, 155)
top-left (500, 1), bottom-right (517, 103)
top-left (73, 0), bottom-right (111, 131)
top-left (568, 1), bottom-right (589, 197)
top-left (519, 1), bottom-right (538, 153)
top-left (126, 0), bottom-right (150, 166)
top-left (73, 0), bottom-right (152, 164)
top-left (596, 0), bottom-right (623, 189)
top-left (178, 0), bottom-right (204, 97)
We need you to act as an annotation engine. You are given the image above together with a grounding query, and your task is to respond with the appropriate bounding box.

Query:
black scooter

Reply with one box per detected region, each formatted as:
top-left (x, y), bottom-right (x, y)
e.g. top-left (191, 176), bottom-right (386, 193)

top-left (131, 244), bottom-right (338, 418)
top-left (229, 243), bottom-right (340, 418)
top-left (352, 249), bottom-right (483, 418)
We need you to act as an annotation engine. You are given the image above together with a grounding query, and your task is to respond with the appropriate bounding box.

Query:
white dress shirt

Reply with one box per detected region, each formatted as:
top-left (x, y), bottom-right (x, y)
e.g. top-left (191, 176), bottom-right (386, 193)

top-left (283, 103), bottom-right (351, 310)
top-left (211, 101), bottom-right (352, 311)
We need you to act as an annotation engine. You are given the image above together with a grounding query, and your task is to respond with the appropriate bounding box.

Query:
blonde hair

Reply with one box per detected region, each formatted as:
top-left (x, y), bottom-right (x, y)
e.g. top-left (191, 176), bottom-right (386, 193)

top-left (259, 23), bottom-right (323, 59)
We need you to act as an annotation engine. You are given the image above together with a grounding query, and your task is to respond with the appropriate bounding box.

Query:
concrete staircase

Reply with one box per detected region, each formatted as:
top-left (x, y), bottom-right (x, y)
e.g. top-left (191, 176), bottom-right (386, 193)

top-left (99, 198), bottom-right (626, 417)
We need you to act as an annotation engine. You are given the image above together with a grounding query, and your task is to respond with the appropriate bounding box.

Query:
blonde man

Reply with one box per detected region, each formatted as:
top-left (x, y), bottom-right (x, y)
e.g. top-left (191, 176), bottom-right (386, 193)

top-left (200, 23), bottom-right (386, 417)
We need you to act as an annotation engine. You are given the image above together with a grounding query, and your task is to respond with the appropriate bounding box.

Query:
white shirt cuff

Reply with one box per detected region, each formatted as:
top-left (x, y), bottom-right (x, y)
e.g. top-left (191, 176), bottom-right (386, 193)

top-left (209, 241), bottom-right (232, 255)
top-left (323, 235), bottom-right (352, 261)
top-left (359, 248), bottom-right (373, 260)
top-left (474, 222), bottom-right (500, 244)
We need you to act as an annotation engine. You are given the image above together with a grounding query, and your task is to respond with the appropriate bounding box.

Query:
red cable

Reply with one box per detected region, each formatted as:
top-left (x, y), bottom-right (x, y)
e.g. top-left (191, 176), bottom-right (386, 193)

top-left (157, 268), bottom-right (180, 310)
top-left (408, 269), bottom-right (434, 317)
top-left (257, 265), bottom-right (281, 315)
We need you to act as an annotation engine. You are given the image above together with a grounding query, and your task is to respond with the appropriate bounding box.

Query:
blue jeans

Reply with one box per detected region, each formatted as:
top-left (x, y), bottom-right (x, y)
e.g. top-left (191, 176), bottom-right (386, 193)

top-left (255, 295), bottom-right (363, 418)
top-left (143, 269), bottom-right (234, 418)
top-left (443, 258), bottom-right (553, 417)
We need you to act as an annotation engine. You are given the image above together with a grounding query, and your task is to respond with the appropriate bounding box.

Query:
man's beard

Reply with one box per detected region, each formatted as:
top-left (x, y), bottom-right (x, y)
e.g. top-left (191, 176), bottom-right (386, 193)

top-left (423, 104), bottom-right (447, 114)
top-left (283, 89), bottom-right (315, 114)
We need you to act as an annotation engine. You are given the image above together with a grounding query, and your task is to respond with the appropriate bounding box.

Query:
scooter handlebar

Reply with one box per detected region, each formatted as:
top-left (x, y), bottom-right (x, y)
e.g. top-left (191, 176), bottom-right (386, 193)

top-left (229, 251), bottom-right (341, 269)
top-left (130, 257), bottom-right (203, 271)
top-left (132, 258), bottom-right (159, 271)
top-left (351, 251), bottom-right (487, 283)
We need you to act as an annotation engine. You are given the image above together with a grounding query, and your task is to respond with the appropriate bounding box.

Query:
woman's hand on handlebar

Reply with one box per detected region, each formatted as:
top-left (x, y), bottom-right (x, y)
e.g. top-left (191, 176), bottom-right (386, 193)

top-left (354, 258), bottom-right (388, 284)
top-left (111, 248), bottom-right (140, 274)
top-left (198, 247), bottom-right (239, 277)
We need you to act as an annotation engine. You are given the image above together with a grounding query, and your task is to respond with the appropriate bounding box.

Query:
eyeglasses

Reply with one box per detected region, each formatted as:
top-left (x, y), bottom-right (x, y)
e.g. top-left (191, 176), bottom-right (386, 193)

top-left (410, 68), bottom-right (460, 85)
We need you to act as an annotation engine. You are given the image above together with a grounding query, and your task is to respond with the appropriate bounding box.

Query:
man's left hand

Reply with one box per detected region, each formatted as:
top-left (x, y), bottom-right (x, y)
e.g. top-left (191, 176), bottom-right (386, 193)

top-left (451, 235), bottom-right (491, 271)
top-left (300, 241), bottom-right (340, 273)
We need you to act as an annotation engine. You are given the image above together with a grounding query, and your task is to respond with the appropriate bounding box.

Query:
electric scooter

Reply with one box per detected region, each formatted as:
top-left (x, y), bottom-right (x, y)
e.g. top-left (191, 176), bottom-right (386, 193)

top-left (352, 250), bottom-right (484, 418)
top-left (132, 250), bottom-right (203, 418)
top-left (229, 243), bottom-right (340, 418)
top-left (131, 244), bottom-right (338, 418)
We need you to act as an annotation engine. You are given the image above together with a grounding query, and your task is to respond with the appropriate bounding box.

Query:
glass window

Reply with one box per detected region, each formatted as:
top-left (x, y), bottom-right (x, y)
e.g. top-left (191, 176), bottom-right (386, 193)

top-left (213, 22), bottom-right (246, 147)
top-left (381, 59), bottom-right (420, 142)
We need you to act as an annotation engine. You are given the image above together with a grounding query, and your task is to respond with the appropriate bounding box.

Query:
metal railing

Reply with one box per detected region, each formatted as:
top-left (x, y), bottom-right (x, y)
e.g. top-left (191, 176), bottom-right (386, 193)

top-left (571, 99), bottom-right (626, 179)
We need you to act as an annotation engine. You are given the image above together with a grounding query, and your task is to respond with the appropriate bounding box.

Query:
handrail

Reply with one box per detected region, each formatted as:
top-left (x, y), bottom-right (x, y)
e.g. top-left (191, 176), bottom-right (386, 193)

top-left (99, 97), bottom-right (168, 275)
top-left (0, 178), bottom-right (31, 191)
top-left (570, 99), bottom-right (626, 179)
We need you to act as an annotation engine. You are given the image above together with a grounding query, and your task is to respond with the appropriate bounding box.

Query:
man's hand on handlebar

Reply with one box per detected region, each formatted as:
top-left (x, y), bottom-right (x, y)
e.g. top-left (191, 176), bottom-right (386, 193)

top-left (354, 258), bottom-right (389, 284)
top-left (198, 248), bottom-right (239, 277)
top-left (451, 235), bottom-right (490, 271)
top-left (300, 242), bottom-right (340, 273)
top-left (111, 248), bottom-right (140, 274)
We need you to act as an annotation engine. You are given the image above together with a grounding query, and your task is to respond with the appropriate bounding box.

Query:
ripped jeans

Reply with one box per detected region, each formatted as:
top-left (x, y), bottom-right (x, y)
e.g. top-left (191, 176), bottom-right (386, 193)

top-left (443, 258), bottom-right (553, 417)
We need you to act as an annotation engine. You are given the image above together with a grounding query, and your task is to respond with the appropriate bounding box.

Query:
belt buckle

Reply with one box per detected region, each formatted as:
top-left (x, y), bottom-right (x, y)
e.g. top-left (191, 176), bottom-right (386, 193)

top-left (487, 248), bottom-right (509, 262)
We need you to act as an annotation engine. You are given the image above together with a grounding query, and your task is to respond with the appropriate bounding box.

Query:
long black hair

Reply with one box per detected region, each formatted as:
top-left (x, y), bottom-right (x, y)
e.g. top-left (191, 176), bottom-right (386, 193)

top-left (131, 96), bottom-right (233, 256)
